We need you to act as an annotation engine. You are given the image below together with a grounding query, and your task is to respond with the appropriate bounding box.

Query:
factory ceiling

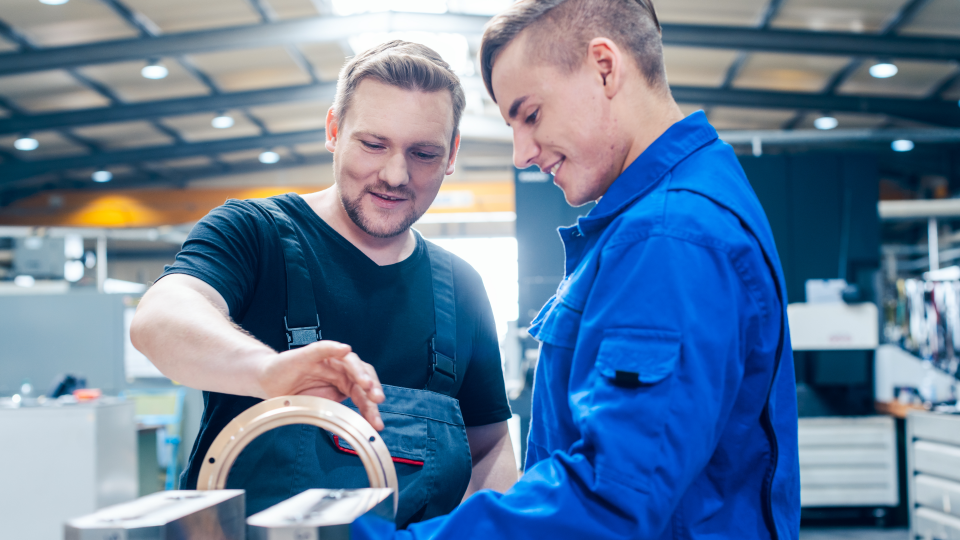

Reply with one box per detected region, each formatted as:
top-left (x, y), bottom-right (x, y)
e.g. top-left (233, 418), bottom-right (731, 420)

top-left (0, 0), bottom-right (958, 205)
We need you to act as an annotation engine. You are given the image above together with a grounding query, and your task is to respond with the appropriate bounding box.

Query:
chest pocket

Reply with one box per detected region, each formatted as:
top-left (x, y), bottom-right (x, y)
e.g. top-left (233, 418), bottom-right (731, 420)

top-left (530, 295), bottom-right (583, 350)
top-left (596, 328), bottom-right (681, 386)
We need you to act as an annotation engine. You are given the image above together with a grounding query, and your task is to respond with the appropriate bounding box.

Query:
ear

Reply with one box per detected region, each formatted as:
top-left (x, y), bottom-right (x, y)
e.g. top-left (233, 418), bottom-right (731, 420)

top-left (325, 107), bottom-right (339, 153)
top-left (445, 131), bottom-right (461, 176)
top-left (587, 38), bottom-right (622, 100)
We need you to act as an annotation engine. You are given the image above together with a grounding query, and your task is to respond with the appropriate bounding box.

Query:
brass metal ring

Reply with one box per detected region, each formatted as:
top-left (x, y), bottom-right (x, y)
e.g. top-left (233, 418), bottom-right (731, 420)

top-left (196, 395), bottom-right (398, 513)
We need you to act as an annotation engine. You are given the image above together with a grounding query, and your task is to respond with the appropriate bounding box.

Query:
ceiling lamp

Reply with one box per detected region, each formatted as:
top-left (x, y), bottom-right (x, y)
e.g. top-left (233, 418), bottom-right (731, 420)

top-left (39, 0), bottom-right (69, 4)
top-left (814, 116), bottom-right (838, 130)
top-left (211, 114), bottom-right (235, 129)
top-left (258, 151), bottom-right (280, 164)
top-left (891, 140), bottom-right (915, 152)
top-left (141, 62), bottom-right (169, 80)
top-left (869, 63), bottom-right (898, 79)
top-left (91, 170), bottom-right (113, 183)
top-left (14, 137), bottom-right (39, 151)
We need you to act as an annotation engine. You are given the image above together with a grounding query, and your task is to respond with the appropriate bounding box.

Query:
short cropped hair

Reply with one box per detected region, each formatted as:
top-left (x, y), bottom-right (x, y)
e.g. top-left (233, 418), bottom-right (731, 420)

top-left (333, 40), bottom-right (466, 147)
top-left (480, 0), bottom-right (666, 102)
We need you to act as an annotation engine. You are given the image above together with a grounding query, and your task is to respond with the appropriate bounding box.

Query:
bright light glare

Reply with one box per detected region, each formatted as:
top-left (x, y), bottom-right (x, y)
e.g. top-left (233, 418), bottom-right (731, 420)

top-left (14, 275), bottom-right (35, 288)
top-left (259, 151), bottom-right (280, 164)
top-left (11, 394), bottom-right (21, 404)
top-left (92, 170), bottom-right (113, 183)
top-left (39, 0), bottom-right (69, 4)
top-left (350, 32), bottom-right (473, 76)
top-left (869, 63), bottom-right (898, 79)
top-left (427, 237), bottom-right (518, 341)
top-left (141, 64), bottom-right (169, 80)
top-left (892, 139), bottom-right (915, 152)
top-left (64, 260), bottom-right (85, 283)
top-left (212, 115), bottom-right (235, 129)
top-left (332, 0), bottom-right (446, 16)
top-left (814, 116), bottom-right (838, 130)
top-left (14, 137), bottom-right (39, 151)
top-left (64, 234), bottom-right (84, 259)
top-left (446, 0), bottom-right (514, 15)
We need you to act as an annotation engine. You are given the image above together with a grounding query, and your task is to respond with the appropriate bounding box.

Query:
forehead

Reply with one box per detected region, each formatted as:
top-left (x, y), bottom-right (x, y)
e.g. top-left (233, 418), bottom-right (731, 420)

top-left (344, 78), bottom-right (455, 144)
top-left (490, 33), bottom-right (556, 106)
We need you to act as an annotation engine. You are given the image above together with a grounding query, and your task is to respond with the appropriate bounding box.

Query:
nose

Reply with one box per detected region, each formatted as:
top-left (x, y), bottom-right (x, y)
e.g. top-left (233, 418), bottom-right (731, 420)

top-left (512, 129), bottom-right (539, 170)
top-left (380, 151), bottom-right (409, 187)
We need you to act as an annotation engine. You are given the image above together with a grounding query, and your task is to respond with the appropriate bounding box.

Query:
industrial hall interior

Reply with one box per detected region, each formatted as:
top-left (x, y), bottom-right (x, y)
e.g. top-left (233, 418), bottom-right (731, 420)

top-left (0, 0), bottom-right (959, 538)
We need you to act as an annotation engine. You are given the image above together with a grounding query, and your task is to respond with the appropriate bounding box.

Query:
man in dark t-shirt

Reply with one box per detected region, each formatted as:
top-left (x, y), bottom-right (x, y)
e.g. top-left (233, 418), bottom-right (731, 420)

top-left (131, 41), bottom-right (517, 523)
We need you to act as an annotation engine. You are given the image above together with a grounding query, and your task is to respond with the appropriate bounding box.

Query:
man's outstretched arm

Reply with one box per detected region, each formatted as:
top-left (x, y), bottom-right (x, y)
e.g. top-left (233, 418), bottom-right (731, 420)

top-left (131, 273), bottom-right (385, 430)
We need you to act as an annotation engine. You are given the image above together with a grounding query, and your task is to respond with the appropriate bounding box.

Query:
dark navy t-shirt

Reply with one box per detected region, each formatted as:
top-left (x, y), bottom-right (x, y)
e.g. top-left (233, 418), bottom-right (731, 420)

top-left (161, 193), bottom-right (511, 489)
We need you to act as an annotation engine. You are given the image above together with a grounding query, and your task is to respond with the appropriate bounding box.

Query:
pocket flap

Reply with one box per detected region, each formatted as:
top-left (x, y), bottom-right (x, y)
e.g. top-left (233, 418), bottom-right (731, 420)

top-left (530, 300), bottom-right (581, 349)
top-left (323, 409), bottom-right (428, 464)
top-left (596, 329), bottom-right (681, 385)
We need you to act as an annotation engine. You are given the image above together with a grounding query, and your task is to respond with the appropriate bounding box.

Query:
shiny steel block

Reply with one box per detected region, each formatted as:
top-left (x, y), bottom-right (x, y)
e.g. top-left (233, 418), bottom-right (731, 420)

top-left (247, 488), bottom-right (396, 540)
top-left (64, 490), bottom-right (244, 540)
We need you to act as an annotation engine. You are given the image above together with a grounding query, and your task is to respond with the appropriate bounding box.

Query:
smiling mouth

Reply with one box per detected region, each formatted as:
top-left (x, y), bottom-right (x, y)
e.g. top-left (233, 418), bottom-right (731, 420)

top-left (370, 192), bottom-right (407, 202)
top-left (548, 158), bottom-right (565, 176)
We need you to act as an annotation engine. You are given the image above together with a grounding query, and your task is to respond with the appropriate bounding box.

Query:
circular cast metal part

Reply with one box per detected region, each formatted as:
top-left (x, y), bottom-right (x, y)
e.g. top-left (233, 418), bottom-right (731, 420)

top-left (197, 396), bottom-right (398, 513)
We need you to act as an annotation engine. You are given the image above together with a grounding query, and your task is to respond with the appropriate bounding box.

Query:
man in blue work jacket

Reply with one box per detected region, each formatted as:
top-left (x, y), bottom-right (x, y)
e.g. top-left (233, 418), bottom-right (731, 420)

top-left (356, 0), bottom-right (800, 538)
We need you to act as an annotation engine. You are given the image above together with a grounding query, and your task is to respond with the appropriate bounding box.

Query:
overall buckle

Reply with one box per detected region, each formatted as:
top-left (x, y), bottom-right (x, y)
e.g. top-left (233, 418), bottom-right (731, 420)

top-left (428, 338), bottom-right (456, 380)
top-left (285, 316), bottom-right (321, 350)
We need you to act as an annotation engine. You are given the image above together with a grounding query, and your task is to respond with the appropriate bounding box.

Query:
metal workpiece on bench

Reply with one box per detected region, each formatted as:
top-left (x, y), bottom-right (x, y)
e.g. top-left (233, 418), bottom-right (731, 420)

top-left (196, 395), bottom-right (399, 515)
top-left (247, 488), bottom-right (396, 539)
top-left (64, 490), bottom-right (245, 540)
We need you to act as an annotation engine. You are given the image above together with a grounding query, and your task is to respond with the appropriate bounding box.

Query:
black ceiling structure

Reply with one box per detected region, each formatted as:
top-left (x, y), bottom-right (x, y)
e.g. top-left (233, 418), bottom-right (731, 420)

top-left (0, 1), bottom-right (959, 202)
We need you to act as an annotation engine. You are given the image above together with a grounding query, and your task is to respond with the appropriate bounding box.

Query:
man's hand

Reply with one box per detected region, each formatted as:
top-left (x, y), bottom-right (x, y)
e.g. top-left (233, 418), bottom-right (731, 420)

top-left (258, 341), bottom-right (386, 431)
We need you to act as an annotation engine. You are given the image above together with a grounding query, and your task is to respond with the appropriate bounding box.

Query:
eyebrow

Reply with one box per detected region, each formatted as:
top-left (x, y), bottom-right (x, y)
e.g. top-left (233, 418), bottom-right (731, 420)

top-left (354, 131), bottom-right (445, 150)
top-left (508, 96), bottom-right (530, 120)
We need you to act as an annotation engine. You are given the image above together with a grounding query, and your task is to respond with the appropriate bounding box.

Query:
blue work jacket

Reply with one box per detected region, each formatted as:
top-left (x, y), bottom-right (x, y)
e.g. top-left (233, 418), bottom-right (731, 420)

top-left (362, 111), bottom-right (800, 540)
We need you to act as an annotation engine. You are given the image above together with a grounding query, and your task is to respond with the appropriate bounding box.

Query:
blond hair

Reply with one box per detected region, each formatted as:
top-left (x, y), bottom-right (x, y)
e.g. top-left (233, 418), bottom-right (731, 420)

top-left (480, 0), bottom-right (666, 102)
top-left (333, 40), bottom-right (466, 147)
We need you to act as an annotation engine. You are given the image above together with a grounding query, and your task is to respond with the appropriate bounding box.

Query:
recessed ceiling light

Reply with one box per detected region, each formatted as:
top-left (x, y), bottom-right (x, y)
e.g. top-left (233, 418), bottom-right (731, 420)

top-left (259, 151), bottom-right (280, 164)
top-left (211, 115), bottom-right (235, 129)
top-left (869, 63), bottom-right (898, 79)
top-left (92, 170), bottom-right (113, 183)
top-left (141, 63), bottom-right (169, 80)
top-left (814, 116), bottom-right (838, 130)
top-left (39, 0), bottom-right (69, 4)
top-left (891, 139), bottom-right (914, 152)
top-left (14, 137), bottom-right (39, 151)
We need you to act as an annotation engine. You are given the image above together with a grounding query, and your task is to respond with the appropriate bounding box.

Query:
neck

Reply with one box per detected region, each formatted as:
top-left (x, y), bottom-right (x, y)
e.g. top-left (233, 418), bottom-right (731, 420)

top-left (301, 188), bottom-right (418, 266)
top-left (618, 89), bottom-right (686, 177)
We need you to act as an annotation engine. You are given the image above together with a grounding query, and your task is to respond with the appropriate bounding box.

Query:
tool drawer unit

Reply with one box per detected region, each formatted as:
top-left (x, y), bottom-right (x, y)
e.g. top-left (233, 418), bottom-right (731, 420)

top-left (908, 411), bottom-right (960, 540)
top-left (798, 416), bottom-right (899, 508)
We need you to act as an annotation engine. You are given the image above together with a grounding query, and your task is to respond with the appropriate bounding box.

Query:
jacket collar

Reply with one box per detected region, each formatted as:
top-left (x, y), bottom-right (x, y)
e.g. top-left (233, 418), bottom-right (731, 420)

top-left (578, 110), bottom-right (718, 233)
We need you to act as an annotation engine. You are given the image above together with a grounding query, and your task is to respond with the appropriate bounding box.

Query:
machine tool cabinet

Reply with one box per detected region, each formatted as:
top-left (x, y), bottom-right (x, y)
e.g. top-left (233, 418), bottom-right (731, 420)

top-left (798, 416), bottom-right (899, 508)
top-left (908, 411), bottom-right (960, 540)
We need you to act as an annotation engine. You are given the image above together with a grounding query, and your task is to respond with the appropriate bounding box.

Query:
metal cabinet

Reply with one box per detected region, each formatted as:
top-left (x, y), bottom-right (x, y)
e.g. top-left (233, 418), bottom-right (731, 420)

top-left (799, 416), bottom-right (899, 508)
top-left (908, 411), bottom-right (960, 540)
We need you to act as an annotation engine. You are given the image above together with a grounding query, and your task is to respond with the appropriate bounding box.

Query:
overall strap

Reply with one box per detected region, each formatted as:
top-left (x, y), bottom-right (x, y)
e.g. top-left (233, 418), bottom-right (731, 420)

top-left (248, 198), bottom-right (321, 350)
top-left (424, 241), bottom-right (465, 396)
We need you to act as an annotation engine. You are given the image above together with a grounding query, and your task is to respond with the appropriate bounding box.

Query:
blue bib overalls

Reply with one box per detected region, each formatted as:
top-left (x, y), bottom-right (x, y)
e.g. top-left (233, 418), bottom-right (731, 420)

top-left (219, 198), bottom-right (473, 527)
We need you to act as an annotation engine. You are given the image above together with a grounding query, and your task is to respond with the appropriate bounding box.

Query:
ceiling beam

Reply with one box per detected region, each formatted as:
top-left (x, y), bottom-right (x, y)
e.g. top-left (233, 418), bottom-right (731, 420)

top-left (671, 86), bottom-right (960, 127)
top-left (0, 84), bottom-right (336, 134)
top-left (1, 129), bottom-right (327, 183)
top-left (2, 82), bottom-right (957, 137)
top-left (1, 14), bottom-right (959, 77)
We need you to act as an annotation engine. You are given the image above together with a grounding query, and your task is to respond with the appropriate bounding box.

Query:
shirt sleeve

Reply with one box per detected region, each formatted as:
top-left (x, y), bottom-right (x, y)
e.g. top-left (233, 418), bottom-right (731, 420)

top-left (371, 233), bottom-right (764, 540)
top-left (158, 199), bottom-right (265, 318)
top-left (452, 259), bottom-right (513, 427)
